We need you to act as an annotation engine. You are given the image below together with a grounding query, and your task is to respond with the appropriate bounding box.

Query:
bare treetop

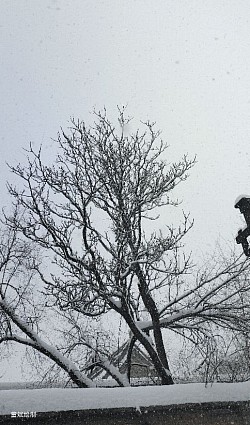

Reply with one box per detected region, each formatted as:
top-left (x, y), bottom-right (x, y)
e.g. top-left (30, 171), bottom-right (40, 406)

top-left (1, 110), bottom-right (249, 387)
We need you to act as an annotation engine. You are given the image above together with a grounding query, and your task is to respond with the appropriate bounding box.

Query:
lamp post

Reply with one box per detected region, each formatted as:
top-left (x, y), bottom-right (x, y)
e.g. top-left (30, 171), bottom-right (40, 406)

top-left (235, 197), bottom-right (250, 256)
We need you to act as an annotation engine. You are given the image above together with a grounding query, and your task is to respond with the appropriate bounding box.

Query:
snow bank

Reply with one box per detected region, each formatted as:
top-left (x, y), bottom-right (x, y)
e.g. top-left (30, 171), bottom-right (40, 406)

top-left (1, 382), bottom-right (250, 415)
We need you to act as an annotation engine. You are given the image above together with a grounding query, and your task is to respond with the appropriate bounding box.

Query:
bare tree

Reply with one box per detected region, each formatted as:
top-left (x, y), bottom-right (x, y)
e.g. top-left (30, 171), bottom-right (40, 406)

top-left (0, 223), bottom-right (103, 387)
top-left (2, 109), bottom-right (250, 387)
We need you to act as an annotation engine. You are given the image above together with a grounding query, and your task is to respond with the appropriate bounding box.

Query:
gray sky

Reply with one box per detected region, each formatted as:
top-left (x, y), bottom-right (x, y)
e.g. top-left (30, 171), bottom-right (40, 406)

top-left (1, 0), bottom-right (250, 252)
top-left (1, 0), bottom-right (250, 379)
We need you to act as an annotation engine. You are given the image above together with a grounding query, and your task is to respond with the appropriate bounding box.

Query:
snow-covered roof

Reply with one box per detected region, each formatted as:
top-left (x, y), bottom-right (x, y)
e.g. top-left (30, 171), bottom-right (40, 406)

top-left (1, 382), bottom-right (250, 415)
top-left (88, 340), bottom-right (154, 380)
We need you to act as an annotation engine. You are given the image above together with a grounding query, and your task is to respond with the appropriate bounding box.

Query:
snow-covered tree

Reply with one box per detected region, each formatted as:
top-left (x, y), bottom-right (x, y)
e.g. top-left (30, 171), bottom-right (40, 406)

top-left (1, 109), bottom-right (250, 387)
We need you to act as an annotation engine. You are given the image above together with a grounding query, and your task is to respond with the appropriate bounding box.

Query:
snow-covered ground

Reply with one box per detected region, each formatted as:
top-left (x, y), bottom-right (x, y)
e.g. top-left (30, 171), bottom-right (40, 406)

top-left (1, 382), bottom-right (250, 415)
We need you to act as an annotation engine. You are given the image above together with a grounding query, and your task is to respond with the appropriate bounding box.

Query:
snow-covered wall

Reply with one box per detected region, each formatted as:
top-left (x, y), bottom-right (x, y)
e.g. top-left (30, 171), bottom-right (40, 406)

top-left (1, 382), bottom-right (250, 414)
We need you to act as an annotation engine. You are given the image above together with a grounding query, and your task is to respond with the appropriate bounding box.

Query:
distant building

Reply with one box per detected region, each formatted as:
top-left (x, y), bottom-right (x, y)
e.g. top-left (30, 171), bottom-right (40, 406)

top-left (87, 340), bottom-right (160, 387)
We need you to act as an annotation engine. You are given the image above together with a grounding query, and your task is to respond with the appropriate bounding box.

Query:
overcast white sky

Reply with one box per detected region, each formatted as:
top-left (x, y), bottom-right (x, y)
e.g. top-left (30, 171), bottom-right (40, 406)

top-left (1, 0), bottom-right (250, 251)
top-left (1, 0), bottom-right (250, 380)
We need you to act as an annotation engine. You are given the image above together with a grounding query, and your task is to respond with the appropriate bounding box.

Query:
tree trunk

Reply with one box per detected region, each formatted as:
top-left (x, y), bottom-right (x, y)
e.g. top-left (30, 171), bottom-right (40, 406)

top-left (122, 307), bottom-right (174, 385)
top-left (132, 264), bottom-right (174, 385)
